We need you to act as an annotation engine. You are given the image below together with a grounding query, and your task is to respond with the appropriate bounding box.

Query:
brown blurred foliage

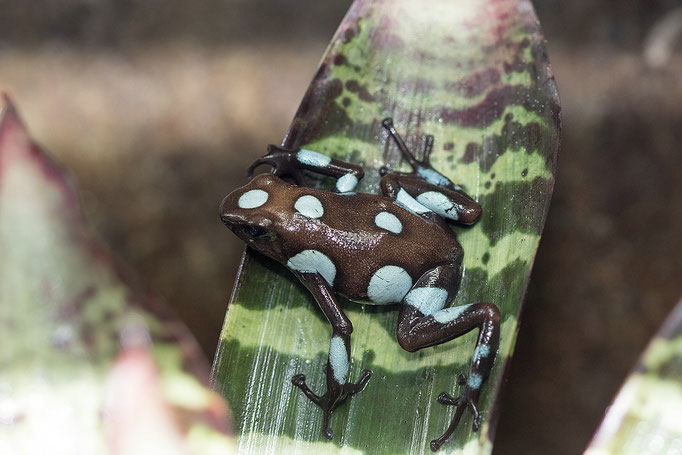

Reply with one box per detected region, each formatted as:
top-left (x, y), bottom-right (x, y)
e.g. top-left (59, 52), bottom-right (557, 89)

top-left (1, 1), bottom-right (681, 454)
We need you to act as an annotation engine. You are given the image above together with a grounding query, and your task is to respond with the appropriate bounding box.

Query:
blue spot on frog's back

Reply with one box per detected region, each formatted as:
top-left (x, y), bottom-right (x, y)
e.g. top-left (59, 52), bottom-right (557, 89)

top-left (374, 211), bottom-right (403, 234)
top-left (367, 265), bottom-right (412, 304)
top-left (286, 249), bottom-right (337, 286)
top-left (238, 189), bottom-right (269, 209)
top-left (294, 195), bottom-right (324, 219)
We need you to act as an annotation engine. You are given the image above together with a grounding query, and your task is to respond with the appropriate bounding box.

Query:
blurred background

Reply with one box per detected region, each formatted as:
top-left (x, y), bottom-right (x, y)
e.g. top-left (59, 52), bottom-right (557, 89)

top-left (1, 0), bottom-right (680, 453)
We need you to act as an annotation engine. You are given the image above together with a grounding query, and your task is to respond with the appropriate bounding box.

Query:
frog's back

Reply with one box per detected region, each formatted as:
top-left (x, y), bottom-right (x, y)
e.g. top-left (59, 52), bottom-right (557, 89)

top-left (279, 186), bottom-right (462, 304)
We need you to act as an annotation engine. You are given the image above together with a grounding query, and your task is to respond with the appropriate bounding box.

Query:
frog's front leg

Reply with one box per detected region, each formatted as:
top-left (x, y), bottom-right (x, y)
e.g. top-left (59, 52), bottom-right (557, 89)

top-left (248, 144), bottom-right (363, 193)
top-left (395, 264), bottom-right (500, 452)
top-left (291, 272), bottom-right (372, 439)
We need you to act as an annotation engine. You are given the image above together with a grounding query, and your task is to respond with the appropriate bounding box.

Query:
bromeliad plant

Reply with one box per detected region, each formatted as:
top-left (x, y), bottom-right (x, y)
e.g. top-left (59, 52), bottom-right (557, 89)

top-left (212, 0), bottom-right (560, 454)
top-left (586, 297), bottom-right (682, 455)
top-left (0, 96), bottom-right (236, 455)
top-left (0, 0), bottom-right (561, 453)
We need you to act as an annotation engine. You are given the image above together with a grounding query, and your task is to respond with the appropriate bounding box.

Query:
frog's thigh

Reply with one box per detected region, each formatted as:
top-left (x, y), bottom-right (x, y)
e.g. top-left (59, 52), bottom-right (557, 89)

top-left (401, 264), bottom-right (461, 316)
top-left (380, 173), bottom-right (434, 218)
top-left (380, 173), bottom-right (480, 223)
top-left (396, 263), bottom-right (498, 359)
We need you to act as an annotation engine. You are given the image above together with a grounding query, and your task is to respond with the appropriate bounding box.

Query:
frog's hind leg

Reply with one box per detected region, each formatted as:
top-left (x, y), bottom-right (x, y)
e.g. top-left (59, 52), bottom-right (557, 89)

top-left (395, 263), bottom-right (500, 451)
top-left (380, 172), bottom-right (482, 225)
top-left (291, 273), bottom-right (372, 439)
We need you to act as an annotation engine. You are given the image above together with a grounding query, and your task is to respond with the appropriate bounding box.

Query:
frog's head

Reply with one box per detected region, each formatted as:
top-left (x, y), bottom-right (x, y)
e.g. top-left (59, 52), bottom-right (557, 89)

top-left (219, 173), bottom-right (289, 261)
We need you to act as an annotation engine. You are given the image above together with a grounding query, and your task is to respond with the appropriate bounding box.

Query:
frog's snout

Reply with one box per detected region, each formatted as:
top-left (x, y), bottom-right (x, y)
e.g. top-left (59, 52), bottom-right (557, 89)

top-left (220, 211), bottom-right (239, 227)
top-left (219, 194), bottom-right (240, 227)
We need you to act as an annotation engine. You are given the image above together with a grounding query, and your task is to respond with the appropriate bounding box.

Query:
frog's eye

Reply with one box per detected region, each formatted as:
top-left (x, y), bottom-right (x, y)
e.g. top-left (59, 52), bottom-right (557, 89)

top-left (243, 224), bottom-right (277, 242)
top-left (245, 225), bottom-right (269, 239)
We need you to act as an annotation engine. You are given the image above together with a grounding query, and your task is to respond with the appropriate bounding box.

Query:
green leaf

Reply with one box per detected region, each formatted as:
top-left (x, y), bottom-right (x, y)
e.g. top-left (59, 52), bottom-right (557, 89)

top-left (586, 297), bottom-right (682, 454)
top-left (0, 96), bottom-right (235, 455)
top-left (211, 0), bottom-right (560, 453)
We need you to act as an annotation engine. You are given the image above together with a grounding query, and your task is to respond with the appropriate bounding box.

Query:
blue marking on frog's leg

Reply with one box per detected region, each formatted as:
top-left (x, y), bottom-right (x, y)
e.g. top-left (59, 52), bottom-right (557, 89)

top-left (374, 211), bottom-right (403, 234)
top-left (417, 167), bottom-right (452, 187)
top-left (287, 250), bottom-right (336, 286)
top-left (379, 173), bottom-right (449, 227)
top-left (367, 265), bottom-right (413, 304)
top-left (293, 148), bottom-right (364, 193)
top-left (238, 189), bottom-right (269, 209)
top-left (414, 165), bottom-right (463, 191)
top-left (405, 287), bottom-right (449, 316)
top-left (294, 195), bottom-right (324, 219)
top-left (416, 191), bottom-right (459, 221)
top-left (394, 263), bottom-right (501, 451)
top-left (329, 335), bottom-right (349, 384)
top-left (473, 344), bottom-right (491, 363)
top-left (466, 372), bottom-right (483, 389)
top-left (432, 304), bottom-right (473, 324)
top-left (336, 173), bottom-right (358, 193)
top-left (297, 149), bottom-right (332, 167)
top-left (291, 273), bottom-right (372, 440)
top-left (381, 172), bottom-right (481, 225)
top-left (396, 188), bottom-right (431, 215)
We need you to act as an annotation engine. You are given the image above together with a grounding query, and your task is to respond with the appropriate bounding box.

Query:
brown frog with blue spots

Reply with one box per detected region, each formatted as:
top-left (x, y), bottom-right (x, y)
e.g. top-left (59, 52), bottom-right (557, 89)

top-left (219, 118), bottom-right (500, 451)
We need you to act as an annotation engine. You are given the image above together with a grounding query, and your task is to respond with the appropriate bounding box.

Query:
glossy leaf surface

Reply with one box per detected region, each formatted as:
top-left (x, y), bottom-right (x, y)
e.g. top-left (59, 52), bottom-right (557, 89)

top-left (212, 0), bottom-right (560, 453)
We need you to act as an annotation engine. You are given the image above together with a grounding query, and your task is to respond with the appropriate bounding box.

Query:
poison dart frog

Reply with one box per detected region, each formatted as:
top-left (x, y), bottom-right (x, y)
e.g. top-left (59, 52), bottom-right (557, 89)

top-left (219, 118), bottom-right (500, 451)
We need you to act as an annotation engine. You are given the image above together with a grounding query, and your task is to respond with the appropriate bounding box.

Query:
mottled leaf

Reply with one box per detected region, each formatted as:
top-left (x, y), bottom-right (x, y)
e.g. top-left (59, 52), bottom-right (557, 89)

top-left (586, 297), bottom-right (682, 454)
top-left (212, 0), bottom-right (560, 453)
top-left (0, 96), bottom-right (236, 455)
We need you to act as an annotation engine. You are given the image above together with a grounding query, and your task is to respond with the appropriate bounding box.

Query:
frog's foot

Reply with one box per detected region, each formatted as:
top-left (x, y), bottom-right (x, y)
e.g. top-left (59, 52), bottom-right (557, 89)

top-left (381, 118), bottom-right (430, 169)
top-left (292, 369), bottom-right (372, 439)
top-left (381, 118), bottom-right (458, 189)
top-left (429, 387), bottom-right (481, 452)
top-left (347, 369), bottom-right (373, 393)
top-left (247, 145), bottom-right (306, 186)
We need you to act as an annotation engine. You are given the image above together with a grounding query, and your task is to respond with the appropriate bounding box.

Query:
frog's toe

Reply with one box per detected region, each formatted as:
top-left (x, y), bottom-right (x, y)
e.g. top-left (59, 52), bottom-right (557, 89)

top-left (472, 413), bottom-right (482, 432)
top-left (347, 369), bottom-right (372, 394)
top-left (430, 388), bottom-right (482, 451)
top-left (247, 146), bottom-right (307, 185)
top-left (437, 392), bottom-right (458, 405)
top-left (430, 440), bottom-right (443, 452)
top-left (246, 157), bottom-right (268, 179)
top-left (292, 373), bottom-right (325, 406)
top-left (291, 374), bottom-right (306, 387)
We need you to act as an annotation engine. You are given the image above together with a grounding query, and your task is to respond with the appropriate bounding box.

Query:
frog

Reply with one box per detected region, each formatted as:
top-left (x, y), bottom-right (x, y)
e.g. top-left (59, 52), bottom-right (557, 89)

top-left (219, 118), bottom-right (500, 451)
